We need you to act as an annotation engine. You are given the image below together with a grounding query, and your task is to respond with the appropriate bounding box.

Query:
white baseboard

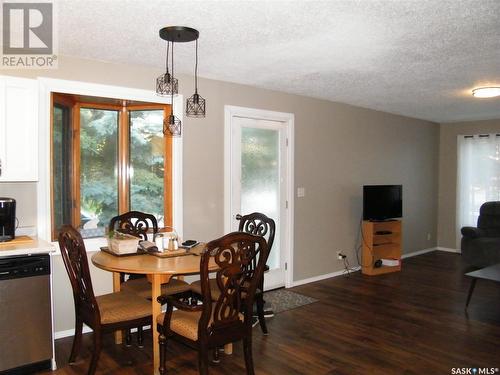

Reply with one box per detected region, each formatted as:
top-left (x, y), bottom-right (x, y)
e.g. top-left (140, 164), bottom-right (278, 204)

top-left (436, 246), bottom-right (461, 253)
top-left (402, 247), bottom-right (461, 257)
top-left (291, 266), bottom-right (361, 287)
top-left (54, 325), bottom-right (92, 340)
top-left (401, 247), bottom-right (437, 259)
top-left (55, 325), bottom-right (151, 340)
top-left (291, 246), bottom-right (461, 288)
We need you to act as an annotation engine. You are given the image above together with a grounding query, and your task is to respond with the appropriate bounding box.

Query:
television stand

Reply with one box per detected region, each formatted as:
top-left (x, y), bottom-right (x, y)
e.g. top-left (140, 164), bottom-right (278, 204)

top-left (362, 220), bottom-right (402, 276)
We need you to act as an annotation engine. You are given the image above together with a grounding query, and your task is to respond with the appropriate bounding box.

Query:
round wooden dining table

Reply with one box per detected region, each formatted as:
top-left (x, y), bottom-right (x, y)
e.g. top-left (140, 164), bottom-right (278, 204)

top-left (91, 244), bottom-right (217, 375)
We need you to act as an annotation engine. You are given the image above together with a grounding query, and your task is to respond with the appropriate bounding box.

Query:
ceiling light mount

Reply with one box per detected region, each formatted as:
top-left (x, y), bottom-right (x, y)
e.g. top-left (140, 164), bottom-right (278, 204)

top-left (159, 26), bottom-right (199, 43)
top-left (472, 86), bottom-right (500, 99)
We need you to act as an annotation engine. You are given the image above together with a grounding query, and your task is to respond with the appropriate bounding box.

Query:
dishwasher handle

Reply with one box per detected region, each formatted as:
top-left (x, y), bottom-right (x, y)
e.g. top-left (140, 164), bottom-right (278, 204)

top-left (0, 254), bottom-right (50, 280)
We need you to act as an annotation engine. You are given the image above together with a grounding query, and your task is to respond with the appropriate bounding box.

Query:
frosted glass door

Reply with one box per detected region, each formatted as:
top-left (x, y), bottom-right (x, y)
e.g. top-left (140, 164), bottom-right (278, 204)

top-left (231, 117), bottom-right (287, 290)
top-left (241, 127), bottom-right (281, 275)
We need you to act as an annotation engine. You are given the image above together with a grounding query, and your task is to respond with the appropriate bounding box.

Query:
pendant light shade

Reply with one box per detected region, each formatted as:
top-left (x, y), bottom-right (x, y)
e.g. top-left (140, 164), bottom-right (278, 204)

top-left (186, 93), bottom-right (206, 118)
top-left (156, 72), bottom-right (178, 96)
top-left (156, 26), bottom-right (205, 136)
top-left (164, 114), bottom-right (182, 137)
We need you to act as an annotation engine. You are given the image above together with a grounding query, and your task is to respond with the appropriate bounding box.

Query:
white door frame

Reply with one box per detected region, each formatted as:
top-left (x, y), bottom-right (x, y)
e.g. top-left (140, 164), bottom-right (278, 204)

top-left (224, 105), bottom-right (294, 288)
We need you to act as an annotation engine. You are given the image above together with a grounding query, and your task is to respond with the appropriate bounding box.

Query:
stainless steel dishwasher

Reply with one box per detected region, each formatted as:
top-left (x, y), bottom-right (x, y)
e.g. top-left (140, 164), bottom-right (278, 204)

top-left (0, 254), bottom-right (53, 373)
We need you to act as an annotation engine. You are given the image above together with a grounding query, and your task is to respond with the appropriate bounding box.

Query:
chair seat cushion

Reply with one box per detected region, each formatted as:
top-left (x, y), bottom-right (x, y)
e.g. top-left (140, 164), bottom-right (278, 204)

top-left (121, 277), bottom-right (191, 299)
top-left (189, 278), bottom-right (220, 300)
top-left (96, 291), bottom-right (151, 324)
top-left (157, 305), bottom-right (243, 341)
top-left (461, 236), bottom-right (500, 268)
top-left (157, 309), bottom-right (205, 341)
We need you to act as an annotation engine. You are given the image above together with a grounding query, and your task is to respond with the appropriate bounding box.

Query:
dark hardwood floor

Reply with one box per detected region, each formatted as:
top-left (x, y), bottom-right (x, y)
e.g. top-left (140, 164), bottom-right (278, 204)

top-left (40, 251), bottom-right (500, 374)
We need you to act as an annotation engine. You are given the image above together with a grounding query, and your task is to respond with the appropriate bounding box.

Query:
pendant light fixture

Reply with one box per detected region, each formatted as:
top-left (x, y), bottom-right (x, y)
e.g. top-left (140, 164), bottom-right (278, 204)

top-left (186, 39), bottom-right (206, 118)
top-left (156, 41), bottom-right (178, 96)
top-left (164, 39), bottom-right (181, 136)
top-left (157, 26), bottom-right (204, 137)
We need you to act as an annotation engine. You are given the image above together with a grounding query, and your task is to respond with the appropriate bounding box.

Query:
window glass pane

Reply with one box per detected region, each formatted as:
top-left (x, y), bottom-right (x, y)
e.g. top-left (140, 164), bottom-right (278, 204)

top-left (129, 110), bottom-right (165, 227)
top-left (79, 108), bottom-right (119, 238)
top-left (52, 105), bottom-right (72, 233)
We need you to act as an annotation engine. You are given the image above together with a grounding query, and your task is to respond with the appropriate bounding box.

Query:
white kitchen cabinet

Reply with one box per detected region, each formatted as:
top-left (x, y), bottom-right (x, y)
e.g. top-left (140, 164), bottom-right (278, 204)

top-left (0, 76), bottom-right (38, 181)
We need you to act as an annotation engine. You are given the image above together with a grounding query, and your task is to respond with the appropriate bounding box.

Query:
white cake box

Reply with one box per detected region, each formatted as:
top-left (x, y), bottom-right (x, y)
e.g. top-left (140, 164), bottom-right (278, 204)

top-left (107, 232), bottom-right (139, 255)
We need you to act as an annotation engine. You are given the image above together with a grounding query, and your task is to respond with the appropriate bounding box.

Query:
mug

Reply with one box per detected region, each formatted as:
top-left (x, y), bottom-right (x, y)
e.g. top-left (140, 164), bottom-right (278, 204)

top-left (154, 234), bottom-right (165, 252)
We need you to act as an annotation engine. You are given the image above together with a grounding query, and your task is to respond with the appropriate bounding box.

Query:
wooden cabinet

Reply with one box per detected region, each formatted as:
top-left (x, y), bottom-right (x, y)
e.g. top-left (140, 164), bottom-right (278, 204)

top-left (362, 220), bottom-right (401, 275)
top-left (0, 76), bottom-right (38, 182)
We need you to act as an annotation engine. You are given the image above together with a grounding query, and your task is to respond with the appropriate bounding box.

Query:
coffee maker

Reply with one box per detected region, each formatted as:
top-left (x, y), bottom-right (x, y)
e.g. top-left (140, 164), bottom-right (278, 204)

top-left (0, 198), bottom-right (16, 242)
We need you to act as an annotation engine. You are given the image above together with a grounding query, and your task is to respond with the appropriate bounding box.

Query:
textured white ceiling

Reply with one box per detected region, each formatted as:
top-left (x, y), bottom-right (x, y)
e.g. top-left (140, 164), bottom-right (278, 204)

top-left (56, 0), bottom-right (500, 123)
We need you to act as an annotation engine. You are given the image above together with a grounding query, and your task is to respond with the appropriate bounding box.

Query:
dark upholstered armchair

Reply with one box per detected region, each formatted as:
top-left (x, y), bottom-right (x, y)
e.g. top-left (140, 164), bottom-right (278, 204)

top-left (461, 201), bottom-right (500, 268)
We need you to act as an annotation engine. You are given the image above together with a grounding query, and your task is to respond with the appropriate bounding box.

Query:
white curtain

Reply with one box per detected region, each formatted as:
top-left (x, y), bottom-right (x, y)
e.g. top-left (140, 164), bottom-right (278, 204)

top-left (457, 134), bottom-right (500, 246)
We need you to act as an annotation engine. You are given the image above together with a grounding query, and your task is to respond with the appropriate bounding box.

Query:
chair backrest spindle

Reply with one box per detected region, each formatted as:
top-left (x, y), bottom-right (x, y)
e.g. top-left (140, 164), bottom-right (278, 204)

top-left (198, 232), bottom-right (268, 338)
top-left (237, 212), bottom-right (276, 264)
top-left (108, 211), bottom-right (158, 241)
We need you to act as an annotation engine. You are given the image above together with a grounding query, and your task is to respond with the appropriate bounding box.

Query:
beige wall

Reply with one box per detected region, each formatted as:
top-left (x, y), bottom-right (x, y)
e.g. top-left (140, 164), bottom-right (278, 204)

top-left (437, 119), bottom-right (500, 249)
top-left (1, 56), bottom-right (439, 332)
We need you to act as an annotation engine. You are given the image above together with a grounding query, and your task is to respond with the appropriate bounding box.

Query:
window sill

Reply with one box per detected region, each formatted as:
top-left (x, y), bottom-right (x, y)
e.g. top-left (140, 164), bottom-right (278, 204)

top-left (51, 236), bottom-right (108, 256)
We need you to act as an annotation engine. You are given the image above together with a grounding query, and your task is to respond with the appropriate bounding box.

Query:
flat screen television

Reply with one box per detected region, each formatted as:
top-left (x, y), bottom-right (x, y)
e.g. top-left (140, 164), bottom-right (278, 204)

top-left (363, 185), bottom-right (402, 221)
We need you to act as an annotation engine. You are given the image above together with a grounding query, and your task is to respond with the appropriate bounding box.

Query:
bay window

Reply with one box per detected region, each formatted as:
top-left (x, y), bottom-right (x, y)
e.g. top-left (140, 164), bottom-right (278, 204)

top-left (51, 93), bottom-right (172, 239)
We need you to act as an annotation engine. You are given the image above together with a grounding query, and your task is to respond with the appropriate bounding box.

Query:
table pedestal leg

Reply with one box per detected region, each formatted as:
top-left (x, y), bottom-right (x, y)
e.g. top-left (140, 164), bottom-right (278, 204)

top-left (152, 274), bottom-right (168, 375)
top-left (465, 278), bottom-right (477, 309)
top-left (112, 272), bottom-right (123, 344)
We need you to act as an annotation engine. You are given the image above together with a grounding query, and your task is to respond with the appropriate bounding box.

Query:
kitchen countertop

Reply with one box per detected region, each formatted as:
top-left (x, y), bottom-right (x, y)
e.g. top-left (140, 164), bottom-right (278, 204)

top-left (0, 237), bottom-right (55, 257)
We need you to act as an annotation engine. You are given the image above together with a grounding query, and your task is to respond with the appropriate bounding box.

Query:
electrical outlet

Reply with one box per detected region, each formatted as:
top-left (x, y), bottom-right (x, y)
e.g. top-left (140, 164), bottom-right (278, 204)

top-left (336, 251), bottom-right (346, 260)
top-left (427, 233), bottom-right (431, 241)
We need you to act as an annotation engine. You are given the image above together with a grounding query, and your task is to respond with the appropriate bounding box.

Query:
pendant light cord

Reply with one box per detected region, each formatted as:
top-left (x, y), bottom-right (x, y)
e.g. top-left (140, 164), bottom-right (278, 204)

top-left (195, 39), bottom-right (198, 94)
top-left (165, 41), bottom-right (170, 75)
top-left (170, 41), bottom-right (174, 117)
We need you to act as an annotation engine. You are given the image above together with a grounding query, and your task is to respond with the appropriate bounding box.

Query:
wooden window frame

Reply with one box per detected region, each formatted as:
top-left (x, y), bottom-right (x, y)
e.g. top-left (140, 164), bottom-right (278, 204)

top-left (51, 93), bottom-right (75, 240)
top-left (126, 104), bottom-right (173, 229)
top-left (51, 93), bottom-right (172, 240)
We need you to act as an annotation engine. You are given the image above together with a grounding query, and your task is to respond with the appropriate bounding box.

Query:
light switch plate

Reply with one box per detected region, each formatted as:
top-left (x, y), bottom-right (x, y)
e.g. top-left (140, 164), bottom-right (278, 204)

top-left (297, 187), bottom-right (305, 197)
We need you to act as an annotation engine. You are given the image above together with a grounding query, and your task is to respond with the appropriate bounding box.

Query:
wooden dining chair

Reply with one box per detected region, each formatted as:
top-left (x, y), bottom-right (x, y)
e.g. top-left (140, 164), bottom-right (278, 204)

top-left (189, 212), bottom-right (275, 335)
top-left (58, 225), bottom-right (152, 375)
top-left (156, 231), bottom-right (269, 375)
top-left (108, 211), bottom-right (190, 345)
top-left (236, 212), bottom-right (276, 334)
